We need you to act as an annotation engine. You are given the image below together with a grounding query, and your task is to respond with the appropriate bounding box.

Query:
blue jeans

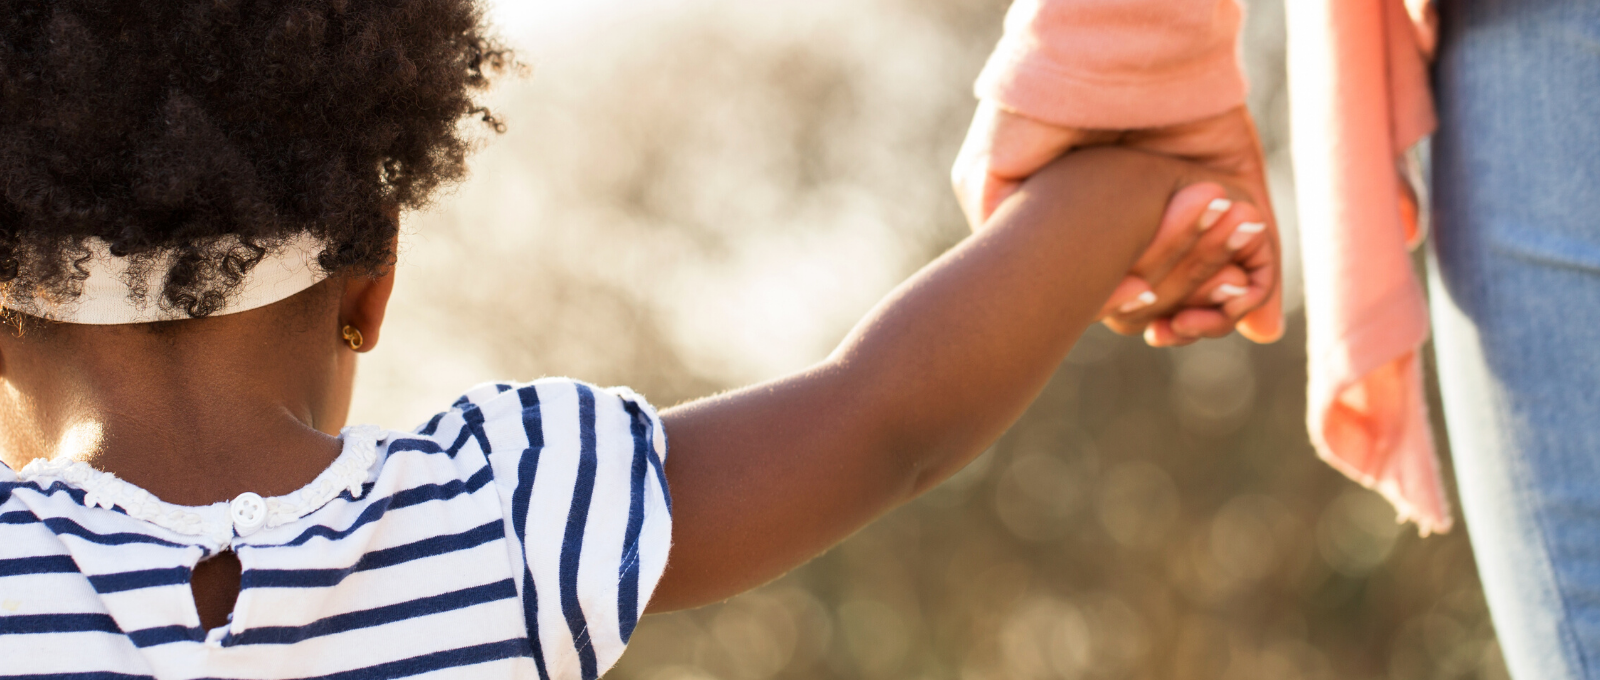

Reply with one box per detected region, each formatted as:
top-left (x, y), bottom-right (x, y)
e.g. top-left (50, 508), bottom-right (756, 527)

top-left (1431, 0), bottom-right (1600, 676)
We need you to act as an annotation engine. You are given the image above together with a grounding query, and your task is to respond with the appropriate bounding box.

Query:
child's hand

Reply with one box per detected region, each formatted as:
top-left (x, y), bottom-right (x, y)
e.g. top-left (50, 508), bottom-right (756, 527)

top-left (1096, 181), bottom-right (1275, 347)
top-left (956, 104), bottom-right (1284, 347)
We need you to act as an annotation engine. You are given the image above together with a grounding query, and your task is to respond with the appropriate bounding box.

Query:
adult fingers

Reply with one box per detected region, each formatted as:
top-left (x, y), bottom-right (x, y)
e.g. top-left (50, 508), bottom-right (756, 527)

top-left (1142, 230), bottom-right (1272, 348)
top-left (1098, 276), bottom-right (1156, 319)
top-left (1121, 106), bottom-right (1284, 342)
top-left (1150, 267), bottom-right (1252, 345)
top-left (1144, 319), bottom-right (1201, 347)
top-left (1239, 288), bottom-right (1285, 343)
top-left (1113, 199), bottom-right (1263, 329)
top-left (1182, 264), bottom-right (1250, 308)
top-left (1117, 202), bottom-right (1274, 347)
top-left (1110, 308), bottom-right (1231, 343)
top-left (1102, 314), bottom-right (1144, 338)
top-left (1098, 182), bottom-right (1248, 335)
top-left (1215, 212), bottom-right (1278, 339)
top-left (1148, 308), bottom-right (1240, 348)
top-left (1152, 264), bottom-right (1250, 345)
top-left (1171, 308), bottom-right (1235, 340)
top-left (1121, 181), bottom-right (1235, 292)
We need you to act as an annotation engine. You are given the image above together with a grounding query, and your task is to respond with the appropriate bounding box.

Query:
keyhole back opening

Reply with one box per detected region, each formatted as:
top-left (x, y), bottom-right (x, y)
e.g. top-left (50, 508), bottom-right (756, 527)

top-left (191, 550), bottom-right (243, 632)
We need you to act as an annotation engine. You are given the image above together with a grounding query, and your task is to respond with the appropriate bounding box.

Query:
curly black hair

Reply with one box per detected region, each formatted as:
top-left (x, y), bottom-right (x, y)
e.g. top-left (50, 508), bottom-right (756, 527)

top-left (0, 0), bottom-right (508, 317)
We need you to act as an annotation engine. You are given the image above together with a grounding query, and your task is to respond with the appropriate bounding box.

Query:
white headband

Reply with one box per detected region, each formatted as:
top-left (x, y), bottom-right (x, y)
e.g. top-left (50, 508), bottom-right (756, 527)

top-left (1, 234), bottom-right (327, 325)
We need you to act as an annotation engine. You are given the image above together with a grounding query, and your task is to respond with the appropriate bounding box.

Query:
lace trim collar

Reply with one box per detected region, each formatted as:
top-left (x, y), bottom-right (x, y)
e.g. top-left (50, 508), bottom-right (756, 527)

top-left (14, 424), bottom-right (385, 548)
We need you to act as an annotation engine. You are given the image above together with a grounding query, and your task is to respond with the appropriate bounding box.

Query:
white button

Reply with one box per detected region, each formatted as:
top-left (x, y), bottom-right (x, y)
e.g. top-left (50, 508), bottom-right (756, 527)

top-left (230, 492), bottom-right (267, 535)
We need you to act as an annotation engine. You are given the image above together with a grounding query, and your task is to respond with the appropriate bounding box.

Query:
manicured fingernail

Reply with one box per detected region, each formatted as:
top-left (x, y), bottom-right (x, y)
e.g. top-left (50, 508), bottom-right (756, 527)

top-left (1118, 290), bottom-right (1158, 313)
top-left (1198, 198), bottom-right (1232, 231)
top-left (1211, 283), bottom-right (1248, 303)
top-left (1228, 221), bottom-right (1266, 250)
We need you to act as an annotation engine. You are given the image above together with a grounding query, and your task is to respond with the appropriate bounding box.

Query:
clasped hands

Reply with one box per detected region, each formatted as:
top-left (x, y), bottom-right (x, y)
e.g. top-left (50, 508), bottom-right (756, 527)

top-left (952, 101), bottom-right (1283, 347)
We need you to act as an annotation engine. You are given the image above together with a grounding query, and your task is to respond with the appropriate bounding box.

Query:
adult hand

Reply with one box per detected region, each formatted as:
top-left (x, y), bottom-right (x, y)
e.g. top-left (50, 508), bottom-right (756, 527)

top-left (951, 100), bottom-right (1283, 345)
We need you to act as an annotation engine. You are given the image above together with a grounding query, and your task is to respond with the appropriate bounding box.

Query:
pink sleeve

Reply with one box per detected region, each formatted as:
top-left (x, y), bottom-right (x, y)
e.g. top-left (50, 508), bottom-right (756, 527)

top-left (1290, 0), bottom-right (1448, 535)
top-left (975, 0), bottom-right (1248, 129)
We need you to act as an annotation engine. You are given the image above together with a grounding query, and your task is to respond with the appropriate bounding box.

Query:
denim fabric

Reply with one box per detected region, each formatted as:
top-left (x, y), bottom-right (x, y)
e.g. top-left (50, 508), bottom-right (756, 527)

top-left (1430, 0), bottom-right (1600, 677)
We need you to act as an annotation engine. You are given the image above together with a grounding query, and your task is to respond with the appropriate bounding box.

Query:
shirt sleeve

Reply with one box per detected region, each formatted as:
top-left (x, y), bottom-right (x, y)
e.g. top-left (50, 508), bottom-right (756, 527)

top-left (975, 0), bottom-right (1249, 129)
top-left (474, 378), bottom-right (672, 680)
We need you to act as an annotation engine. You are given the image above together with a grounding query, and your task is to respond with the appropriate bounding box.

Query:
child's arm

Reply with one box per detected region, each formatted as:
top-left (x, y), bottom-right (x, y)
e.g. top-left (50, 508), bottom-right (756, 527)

top-left (649, 147), bottom-right (1247, 612)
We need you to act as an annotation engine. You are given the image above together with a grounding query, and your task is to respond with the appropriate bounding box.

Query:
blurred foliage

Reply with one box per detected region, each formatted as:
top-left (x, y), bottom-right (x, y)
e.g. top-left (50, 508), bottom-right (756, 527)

top-left (354, 0), bottom-right (1511, 677)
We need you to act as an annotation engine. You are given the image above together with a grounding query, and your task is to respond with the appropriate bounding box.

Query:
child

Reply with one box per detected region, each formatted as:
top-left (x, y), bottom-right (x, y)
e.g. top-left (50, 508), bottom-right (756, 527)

top-left (0, 2), bottom-right (1271, 679)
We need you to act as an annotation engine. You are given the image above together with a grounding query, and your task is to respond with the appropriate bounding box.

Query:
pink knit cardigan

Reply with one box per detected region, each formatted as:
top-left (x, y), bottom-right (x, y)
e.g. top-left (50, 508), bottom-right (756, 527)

top-left (977, 0), bottom-right (1450, 534)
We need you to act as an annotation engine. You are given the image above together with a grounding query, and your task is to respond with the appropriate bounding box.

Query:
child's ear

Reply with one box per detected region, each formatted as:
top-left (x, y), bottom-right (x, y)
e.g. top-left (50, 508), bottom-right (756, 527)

top-left (338, 265), bottom-right (397, 354)
top-left (337, 220), bottom-right (400, 352)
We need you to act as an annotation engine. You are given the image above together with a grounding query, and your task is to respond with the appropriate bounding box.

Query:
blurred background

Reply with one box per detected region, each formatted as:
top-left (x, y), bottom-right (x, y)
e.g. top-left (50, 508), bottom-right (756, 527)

top-left (347, 0), bottom-right (1509, 677)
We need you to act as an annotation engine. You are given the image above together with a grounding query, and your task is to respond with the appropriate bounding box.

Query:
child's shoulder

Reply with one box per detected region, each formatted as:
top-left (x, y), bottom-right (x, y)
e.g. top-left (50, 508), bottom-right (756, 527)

top-left (402, 378), bottom-right (667, 464)
top-left (374, 378), bottom-right (673, 675)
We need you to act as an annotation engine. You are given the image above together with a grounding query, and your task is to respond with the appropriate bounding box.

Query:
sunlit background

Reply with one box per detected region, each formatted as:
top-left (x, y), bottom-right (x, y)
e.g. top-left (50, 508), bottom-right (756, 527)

top-left (348, 0), bottom-right (1509, 677)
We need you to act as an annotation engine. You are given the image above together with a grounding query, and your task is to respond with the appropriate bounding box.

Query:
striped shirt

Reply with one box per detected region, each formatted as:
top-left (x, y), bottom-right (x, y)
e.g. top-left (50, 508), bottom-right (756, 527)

top-left (0, 378), bottom-right (672, 680)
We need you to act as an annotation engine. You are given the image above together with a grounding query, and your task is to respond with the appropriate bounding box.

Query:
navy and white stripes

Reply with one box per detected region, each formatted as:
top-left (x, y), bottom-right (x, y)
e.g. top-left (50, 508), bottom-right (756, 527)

top-left (0, 378), bottom-right (672, 680)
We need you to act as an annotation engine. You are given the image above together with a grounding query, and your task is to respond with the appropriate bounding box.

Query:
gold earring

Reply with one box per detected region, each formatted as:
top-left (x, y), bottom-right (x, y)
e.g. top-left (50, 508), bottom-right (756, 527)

top-left (341, 324), bottom-right (364, 351)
